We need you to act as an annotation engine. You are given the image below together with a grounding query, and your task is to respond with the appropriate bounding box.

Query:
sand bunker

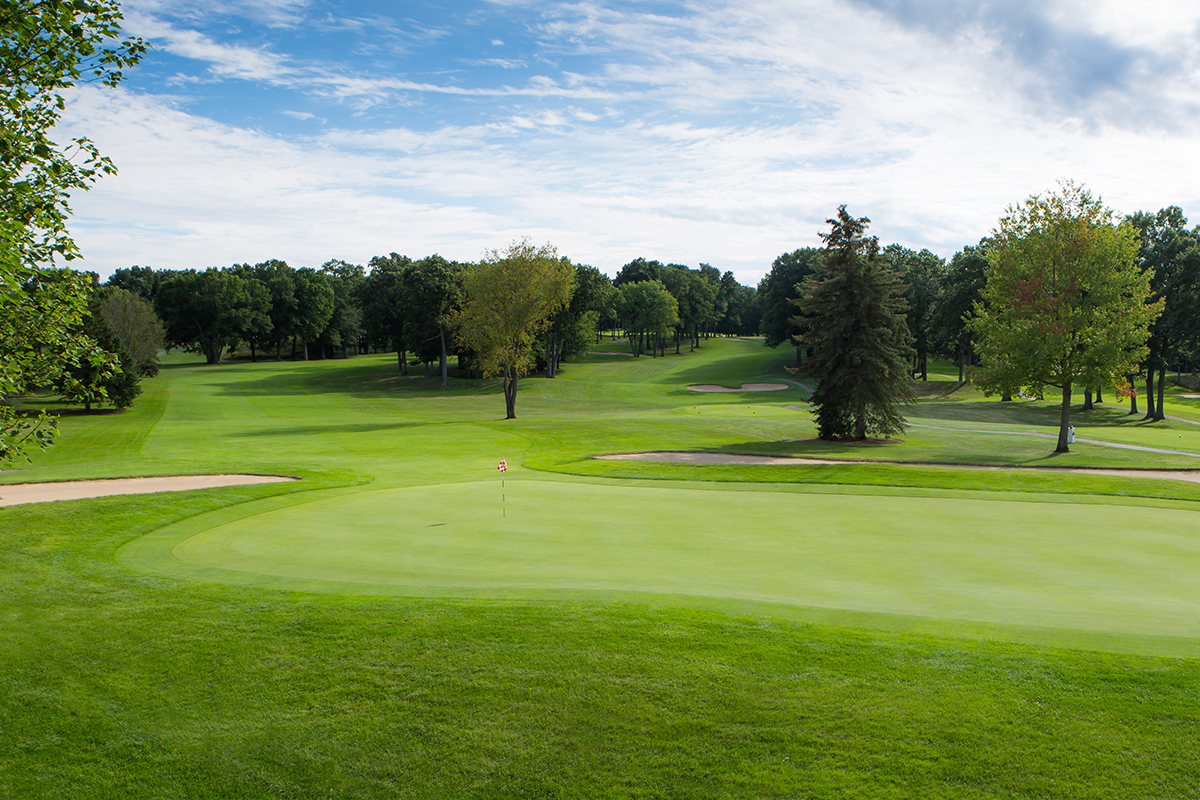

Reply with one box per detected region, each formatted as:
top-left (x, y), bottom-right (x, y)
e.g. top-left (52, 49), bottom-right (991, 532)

top-left (687, 383), bottom-right (789, 393)
top-left (596, 452), bottom-right (1200, 485)
top-left (0, 474), bottom-right (297, 507)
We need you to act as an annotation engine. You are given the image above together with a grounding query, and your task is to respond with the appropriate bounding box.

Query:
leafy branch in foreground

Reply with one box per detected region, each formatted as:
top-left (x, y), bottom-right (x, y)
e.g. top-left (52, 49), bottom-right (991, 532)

top-left (0, 0), bottom-right (145, 463)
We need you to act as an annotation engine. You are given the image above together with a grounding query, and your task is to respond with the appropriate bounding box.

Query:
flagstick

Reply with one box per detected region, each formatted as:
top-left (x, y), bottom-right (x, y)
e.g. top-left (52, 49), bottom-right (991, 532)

top-left (502, 472), bottom-right (506, 517)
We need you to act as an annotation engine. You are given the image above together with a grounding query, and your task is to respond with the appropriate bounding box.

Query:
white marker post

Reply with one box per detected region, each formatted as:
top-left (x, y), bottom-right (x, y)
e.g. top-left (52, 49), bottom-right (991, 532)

top-left (497, 458), bottom-right (507, 516)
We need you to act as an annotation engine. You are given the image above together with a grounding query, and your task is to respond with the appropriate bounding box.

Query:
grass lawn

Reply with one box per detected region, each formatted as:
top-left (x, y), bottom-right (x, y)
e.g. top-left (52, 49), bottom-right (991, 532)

top-left (4, 340), bottom-right (1200, 798)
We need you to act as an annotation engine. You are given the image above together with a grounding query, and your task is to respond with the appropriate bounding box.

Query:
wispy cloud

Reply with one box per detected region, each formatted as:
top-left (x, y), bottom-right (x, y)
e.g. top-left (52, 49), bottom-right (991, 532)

top-left (125, 12), bottom-right (296, 81)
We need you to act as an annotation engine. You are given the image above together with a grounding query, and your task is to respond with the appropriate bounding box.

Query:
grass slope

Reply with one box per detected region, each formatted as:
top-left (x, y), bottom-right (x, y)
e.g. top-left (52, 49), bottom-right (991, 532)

top-left (4, 340), bottom-right (1200, 797)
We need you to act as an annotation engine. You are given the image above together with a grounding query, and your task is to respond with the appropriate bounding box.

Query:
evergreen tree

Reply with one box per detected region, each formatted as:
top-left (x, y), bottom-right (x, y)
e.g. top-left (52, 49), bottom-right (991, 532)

top-left (794, 207), bottom-right (913, 440)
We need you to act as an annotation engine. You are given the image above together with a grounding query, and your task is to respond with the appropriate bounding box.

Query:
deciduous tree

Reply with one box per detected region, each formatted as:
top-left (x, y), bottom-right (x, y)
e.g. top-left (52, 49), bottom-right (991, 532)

top-left (1126, 207), bottom-right (1200, 420)
top-left (883, 244), bottom-right (946, 381)
top-left (455, 240), bottom-right (573, 419)
top-left (543, 263), bottom-right (613, 376)
top-left (400, 255), bottom-right (462, 385)
top-left (0, 0), bottom-right (143, 462)
top-left (156, 269), bottom-right (271, 364)
top-left (97, 287), bottom-right (164, 375)
top-left (970, 182), bottom-right (1162, 452)
top-left (292, 267), bottom-right (334, 361)
top-left (619, 280), bottom-right (679, 358)
top-left (759, 250), bottom-right (820, 366)
top-left (932, 242), bottom-right (988, 382)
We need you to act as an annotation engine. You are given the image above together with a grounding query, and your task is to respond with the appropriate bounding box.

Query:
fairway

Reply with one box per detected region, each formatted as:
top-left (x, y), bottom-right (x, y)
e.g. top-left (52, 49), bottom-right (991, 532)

top-left (119, 478), bottom-right (1200, 647)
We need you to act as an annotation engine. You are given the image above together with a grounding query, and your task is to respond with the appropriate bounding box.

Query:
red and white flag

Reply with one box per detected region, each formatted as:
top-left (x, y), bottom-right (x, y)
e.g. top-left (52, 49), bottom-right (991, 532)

top-left (497, 459), bottom-right (507, 473)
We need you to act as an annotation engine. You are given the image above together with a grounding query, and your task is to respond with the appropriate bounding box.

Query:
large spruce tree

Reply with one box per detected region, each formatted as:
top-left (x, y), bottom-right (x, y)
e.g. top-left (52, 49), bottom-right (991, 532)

top-left (794, 207), bottom-right (913, 440)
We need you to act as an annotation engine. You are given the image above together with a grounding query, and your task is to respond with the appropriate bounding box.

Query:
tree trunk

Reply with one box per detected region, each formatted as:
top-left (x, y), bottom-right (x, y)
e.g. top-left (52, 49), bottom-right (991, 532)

top-left (276, 341), bottom-right (282, 361)
top-left (439, 325), bottom-right (448, 387)
top-left (1128, 373), bottom-right (1139, 415)
top-left (1144, 358), bottom-right (1156, 420)
top-left (1056, 384), bottom-right (1072, 453)
top-left (1082, 388), bottom-right (1093, 411)
top-left (1001, 392), bottom-right (1012, 402)
top-left (504, 367), bottom-right (517, 419)
top-left (303, 340), bottom-right (309, 361)
top-left (397, 349), bottom-right (405, 375)
top-left (920, 350), bottom-right (928, 381)
top-left (1155, 367), bottom-right (1166, 421)
top-left (250, 342), bottom-right (257, 362)
top-left (855, 409), bottom-right (867, 441)
top-left (957, 344), bottom-right (965, 382)
top-left (1095, 385), bottom-right (1103, 403)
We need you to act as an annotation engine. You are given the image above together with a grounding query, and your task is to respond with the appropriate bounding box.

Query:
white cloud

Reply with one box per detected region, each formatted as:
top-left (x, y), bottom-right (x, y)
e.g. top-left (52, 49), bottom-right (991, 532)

top-left (124, 12), bottom-right (295, 81)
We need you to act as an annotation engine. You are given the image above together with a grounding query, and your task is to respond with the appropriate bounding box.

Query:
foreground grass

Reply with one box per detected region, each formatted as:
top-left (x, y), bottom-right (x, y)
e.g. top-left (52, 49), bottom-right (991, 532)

top-left (5, 341), bottom-right (1200, 797)
top-left (4, 496), bottom-right (1200, 799)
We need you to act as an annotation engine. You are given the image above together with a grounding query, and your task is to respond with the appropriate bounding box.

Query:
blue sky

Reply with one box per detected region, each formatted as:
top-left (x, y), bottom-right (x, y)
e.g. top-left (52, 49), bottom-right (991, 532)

top-left (60, 0), bottom-right (1200, 283)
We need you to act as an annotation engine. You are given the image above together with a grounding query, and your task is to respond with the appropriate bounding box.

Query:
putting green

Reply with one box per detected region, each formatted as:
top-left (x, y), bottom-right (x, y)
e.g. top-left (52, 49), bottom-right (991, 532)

top-left (120, 479), bottom-right (1200, 647)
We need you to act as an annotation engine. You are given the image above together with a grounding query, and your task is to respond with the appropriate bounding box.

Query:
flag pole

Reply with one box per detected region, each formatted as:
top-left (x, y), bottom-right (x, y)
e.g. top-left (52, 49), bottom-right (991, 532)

top-left (497, 458), bottom-right (507, 516)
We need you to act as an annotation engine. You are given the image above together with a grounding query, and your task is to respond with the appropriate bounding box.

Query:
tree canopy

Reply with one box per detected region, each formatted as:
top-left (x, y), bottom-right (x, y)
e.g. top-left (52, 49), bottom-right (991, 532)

top-left (1, 0), bottom-right (144, 463)
top-left (619, 280), bottom-right (679, 358)
top-left (970, 182), bottom-right (1162, 452)
top-left (454, 240), bottom-right (573, 419)
top-left (156, 269), bottom-right (271, 365)
top-left (1125, 207), bottom-right (1200, 420)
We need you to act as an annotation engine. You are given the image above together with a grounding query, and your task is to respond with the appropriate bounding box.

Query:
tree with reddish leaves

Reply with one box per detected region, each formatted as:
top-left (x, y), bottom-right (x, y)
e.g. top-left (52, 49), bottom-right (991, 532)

top-left (970, 182), bottom-right (1162, 453)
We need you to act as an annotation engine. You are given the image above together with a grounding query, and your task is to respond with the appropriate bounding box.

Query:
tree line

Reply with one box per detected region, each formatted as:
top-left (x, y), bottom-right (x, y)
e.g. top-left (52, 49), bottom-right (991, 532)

top-left (763, 184), bottom-right (1200, 450)
top-left (98, 254), bottom-right (759, 370)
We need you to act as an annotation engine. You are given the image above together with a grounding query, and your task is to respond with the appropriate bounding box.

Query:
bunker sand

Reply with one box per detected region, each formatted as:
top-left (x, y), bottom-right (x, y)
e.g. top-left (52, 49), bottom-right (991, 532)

top-left (0, 475), bottom-right (297, 507)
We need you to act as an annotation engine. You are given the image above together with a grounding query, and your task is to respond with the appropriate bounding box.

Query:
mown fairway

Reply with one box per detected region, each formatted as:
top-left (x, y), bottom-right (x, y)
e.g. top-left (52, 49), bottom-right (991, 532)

top-left (4, 340), bottom-right (1200, 798)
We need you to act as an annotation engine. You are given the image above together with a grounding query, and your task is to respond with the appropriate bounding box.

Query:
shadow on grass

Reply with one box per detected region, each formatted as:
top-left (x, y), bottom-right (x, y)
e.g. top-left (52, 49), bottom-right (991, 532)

top-left (232, 421), bottom-right (431, 438)
top-left (205, 360), bottom-right (502, 400)
top-left (909, 381), bottom-right (970, 400)
top-left (910, 400), bottom-right (1158, 428)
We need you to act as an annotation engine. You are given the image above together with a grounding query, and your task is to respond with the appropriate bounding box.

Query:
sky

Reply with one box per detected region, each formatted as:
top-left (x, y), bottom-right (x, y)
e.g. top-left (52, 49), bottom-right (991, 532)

top-left (59, 0), bottom-right (1200, 285)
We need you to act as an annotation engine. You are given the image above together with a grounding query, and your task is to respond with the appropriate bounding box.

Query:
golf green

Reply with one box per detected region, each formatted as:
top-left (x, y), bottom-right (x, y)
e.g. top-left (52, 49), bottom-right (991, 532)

top-left (119, 479), bottom-right (1200, 646)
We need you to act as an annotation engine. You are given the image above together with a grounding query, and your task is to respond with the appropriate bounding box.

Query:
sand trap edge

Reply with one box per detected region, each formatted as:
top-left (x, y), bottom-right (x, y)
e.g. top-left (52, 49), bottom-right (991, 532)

top-left (0, 474), bottom-right (299, 507)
